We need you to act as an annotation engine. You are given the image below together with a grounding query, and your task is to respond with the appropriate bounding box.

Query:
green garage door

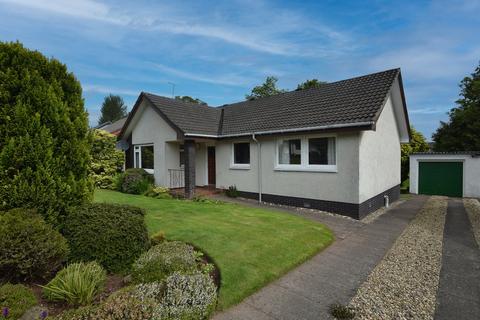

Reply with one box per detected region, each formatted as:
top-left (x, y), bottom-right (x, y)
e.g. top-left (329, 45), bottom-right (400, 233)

top-left (419, 162), bottom-right (463, 197)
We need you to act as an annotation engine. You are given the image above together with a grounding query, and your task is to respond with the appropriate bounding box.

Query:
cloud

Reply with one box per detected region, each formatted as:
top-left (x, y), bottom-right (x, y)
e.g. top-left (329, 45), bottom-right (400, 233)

top-left (409, 107), bottom-right (449, 115)
top-left (82, 84), bottom-right (140, 96)
top-left (152, 63), bottom-right (251, 86)
top-left (0, 0), bottom-right (128, 24)
top-left (368, 46), bottom-right (480, 81)
top-left (0, 0), bottom-right (351, 57)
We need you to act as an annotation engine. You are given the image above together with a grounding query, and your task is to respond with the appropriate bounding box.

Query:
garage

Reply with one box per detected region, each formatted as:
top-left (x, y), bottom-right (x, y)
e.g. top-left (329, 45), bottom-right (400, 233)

top-left (418, 161), bottom-right (463, 197)
top-left (410, 152), bottom-right (480, 198)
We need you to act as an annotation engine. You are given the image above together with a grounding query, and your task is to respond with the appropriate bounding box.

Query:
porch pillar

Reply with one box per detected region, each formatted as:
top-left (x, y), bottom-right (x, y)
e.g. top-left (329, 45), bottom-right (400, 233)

top-left (184, 139), bottom-right (196, 199)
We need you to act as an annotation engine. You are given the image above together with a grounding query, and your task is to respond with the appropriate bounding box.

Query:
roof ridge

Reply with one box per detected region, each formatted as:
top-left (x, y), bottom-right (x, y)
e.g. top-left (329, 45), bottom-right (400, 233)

top-left (216, 68), bottom-right (401, 108)
top-left (143, 92), bottom-right (216, 109)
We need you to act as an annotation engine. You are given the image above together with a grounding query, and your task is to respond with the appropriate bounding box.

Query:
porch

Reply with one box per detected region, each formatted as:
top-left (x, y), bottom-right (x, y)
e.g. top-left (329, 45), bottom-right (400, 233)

top-left (166, 140), bottom-right (217, 198)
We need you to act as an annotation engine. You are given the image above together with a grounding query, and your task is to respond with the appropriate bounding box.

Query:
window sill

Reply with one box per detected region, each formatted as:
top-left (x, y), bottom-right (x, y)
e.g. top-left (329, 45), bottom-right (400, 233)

top-left (230, 164), bottom-right (251, 170)
top-left (274, 166), bottom-right (337, 173)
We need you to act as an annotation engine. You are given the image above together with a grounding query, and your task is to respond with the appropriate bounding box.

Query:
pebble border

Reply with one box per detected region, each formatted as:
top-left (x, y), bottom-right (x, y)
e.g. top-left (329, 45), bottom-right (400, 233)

top-left (349, 196), bottom-right (447, 319)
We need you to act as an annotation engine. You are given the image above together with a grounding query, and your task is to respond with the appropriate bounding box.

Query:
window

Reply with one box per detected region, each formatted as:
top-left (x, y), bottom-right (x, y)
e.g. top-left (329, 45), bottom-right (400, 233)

top-left (233, 143), bottom-right (250, 165)
top-left (309, 137), bottom-right (336, 165)
top-left (134, 144), bottom-right (154, 173)
top-left (278, 139), bottom-right (301, 165)
top-left (179, 144), bottom-right (185, 167)
top-left (276, 136), bottom-right (336, 172)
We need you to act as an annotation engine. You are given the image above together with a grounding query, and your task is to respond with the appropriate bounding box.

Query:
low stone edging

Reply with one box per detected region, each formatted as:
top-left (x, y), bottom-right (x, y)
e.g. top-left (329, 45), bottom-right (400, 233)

top-left (464, 198), bottom-right (480, 247)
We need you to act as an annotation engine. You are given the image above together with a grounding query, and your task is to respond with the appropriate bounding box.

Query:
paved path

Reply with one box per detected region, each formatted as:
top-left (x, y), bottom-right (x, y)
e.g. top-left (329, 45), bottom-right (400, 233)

top-left (434, 199), bottom-right (480, 320)
top-left (214, 196), bottom-right (428, 320)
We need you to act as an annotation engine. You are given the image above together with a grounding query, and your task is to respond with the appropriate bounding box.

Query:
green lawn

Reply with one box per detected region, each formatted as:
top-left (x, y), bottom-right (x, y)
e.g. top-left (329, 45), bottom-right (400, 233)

top-left (94, 190), bottom-right (334, 309)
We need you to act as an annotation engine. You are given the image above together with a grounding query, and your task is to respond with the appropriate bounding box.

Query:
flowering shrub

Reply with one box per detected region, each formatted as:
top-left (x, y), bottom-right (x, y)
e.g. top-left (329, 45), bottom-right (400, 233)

top-left (42, 262), bottom-right (106, 305)
top-left (96, 288), bottom-right (157, 320)
top-left (132, 241), bottom-right (197, 283)
top-left (54, 273), bottom-right (217, 320)
top-left (0, 208), bottom-right (69, 282)
top-left (0, 283), bottom-right (38, 319)
top-left (63, 203), bottom-right (150, 273)
top-left (153, 272), bottom-right (217, 320)
top-left (52, 305), bottom-right (98, 320)
top-left (117, 168), bottom-right (154, 195)
top-left (89, 129), bottom-right (124, 189)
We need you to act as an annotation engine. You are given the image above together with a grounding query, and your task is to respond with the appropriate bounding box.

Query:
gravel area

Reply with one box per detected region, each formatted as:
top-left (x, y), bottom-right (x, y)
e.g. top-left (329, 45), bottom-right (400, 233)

top-left (361, 199), bottom-right (404, 224)
top-left (349, 196), bottom-right (447, 319)
top-left (464, 198), bottom-right (480, 246)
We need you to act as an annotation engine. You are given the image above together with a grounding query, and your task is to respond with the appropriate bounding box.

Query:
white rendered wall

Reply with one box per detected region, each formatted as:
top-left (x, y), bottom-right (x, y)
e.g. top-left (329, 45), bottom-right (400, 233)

top-left (131, 101), bottom-right (207, 186)
top-left (215, 132), bottom-right (360, 204)
top-left (358, 95), bottom-right (402, 202)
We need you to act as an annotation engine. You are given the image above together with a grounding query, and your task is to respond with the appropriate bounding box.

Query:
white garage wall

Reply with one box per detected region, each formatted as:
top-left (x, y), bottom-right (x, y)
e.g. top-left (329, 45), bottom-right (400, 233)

top-left (409, 154), bottom-right (480, 197)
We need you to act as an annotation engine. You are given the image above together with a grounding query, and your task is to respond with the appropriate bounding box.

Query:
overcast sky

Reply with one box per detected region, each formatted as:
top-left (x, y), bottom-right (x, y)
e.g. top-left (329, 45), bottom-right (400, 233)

top-left (1, 0), bottom-right (479, 139)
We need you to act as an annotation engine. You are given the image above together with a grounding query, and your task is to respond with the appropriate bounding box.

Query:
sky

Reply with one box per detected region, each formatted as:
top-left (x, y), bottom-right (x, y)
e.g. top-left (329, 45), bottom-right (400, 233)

top-left (0, 0), bottom-right (479, 139)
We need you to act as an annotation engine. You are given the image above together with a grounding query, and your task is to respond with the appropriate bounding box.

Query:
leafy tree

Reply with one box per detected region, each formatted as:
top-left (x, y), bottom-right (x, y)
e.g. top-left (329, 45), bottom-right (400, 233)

top-left (175, 95), bottom-right (207, 105)
top-left (0, 41), bottom-right (92, 226)
top-left (98, 94), bottom-right (127, 125)
top-left (401, 126), bottom-right (429, 183)
top-left (433, 62), bottom-right (480, 151)
top-left (245, 76), bottom-right (286, 100)
top-left (296, 79), bottom-right (327, 90)
top-left (89, 129), bottom-right (124, 189)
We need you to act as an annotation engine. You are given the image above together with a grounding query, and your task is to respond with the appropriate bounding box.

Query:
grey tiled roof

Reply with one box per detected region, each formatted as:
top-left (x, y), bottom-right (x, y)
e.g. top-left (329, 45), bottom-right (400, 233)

top-left (125, 68), bottom-right (403, 138)
top-left (100, 117), bottom-right (127, 134)
top-left (219, 68), bottom-right (400, 135)
top-left (143, 93), bottom-right (221, 135)
top-left (412, 151), bottom-right (480, 156)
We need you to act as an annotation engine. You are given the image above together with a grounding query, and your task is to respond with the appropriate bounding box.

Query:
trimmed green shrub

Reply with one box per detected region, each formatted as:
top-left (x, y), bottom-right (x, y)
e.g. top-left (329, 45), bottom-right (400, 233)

top-left (132, 242), bottom-right (197, 284)
top-left (62, 203), bottom-right (150, 273)
top-left (0, 41), bottom-right (92, 226)
top-left (0, 283), bottom-right (38, 319)
top-left (42, 262), bottom-right (106, 305)
top-left (0, 209), bottom-right (69, 282)
top-left (90, 129), bottom-right (124, 189)
top-left (117, 168), bottom-right (154, 194)
top-left (144, 186), bottom-right (172, 199)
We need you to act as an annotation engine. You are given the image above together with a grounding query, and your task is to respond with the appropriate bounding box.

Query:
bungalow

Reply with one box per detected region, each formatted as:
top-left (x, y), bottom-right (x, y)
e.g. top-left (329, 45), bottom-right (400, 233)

top-left (118, 68), bottom-right (410, 219)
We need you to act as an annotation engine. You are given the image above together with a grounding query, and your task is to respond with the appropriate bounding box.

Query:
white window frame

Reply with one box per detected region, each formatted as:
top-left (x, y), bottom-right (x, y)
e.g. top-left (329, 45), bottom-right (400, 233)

top-left (275, 134), bottom-right (337, 172)
top-left (134, 144), bottom-right (154, 174)
top-left (230, 142), bottom-right (251, 170)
